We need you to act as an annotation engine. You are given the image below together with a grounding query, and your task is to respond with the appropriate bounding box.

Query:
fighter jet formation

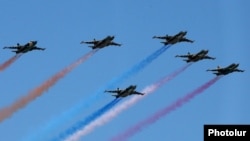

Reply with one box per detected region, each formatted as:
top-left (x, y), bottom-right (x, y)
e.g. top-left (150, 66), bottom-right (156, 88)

top-left (175, 50), bottom-right (215, 63)
top-left (0, 29), bottom-right (246, 141)
top-left (105, 85), bottom-right (144, 99)
top-left (80, 35), bottom-right (121, 49)
top-left (3, 41), bottom-right (45, 54)
top-left (1, 31), bottom-right (245, 99)
top-left (153, 31), bottom-right (194, 45)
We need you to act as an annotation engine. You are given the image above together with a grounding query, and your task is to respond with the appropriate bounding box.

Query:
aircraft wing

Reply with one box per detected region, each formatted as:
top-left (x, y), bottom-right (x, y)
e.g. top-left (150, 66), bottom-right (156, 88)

top-left (180, 38), bottom-right (194, 43)
top-left (3, 46), bottom-right (21, 49)
top-left (175, 54), bottom-right (191, 58)
top-left (132, 91), bottom-right (144, 95)
top-left (81, 40), bottom-right (99, 44)
top-left (109, 42), bottom-right (121, 46)
top-left (234, 69), bottom-right (244, 72)
top-left (33, 47), bottom-right (46, 50)
top-left (153, 36), bottom-right (166, 39)
top-left (203, 56), bottom-right (215, 60)
top-left (153, 35), bottom-right (172, 40)
top-left (104, 90), bottom-right (121, 93)
top-left (207, 69), bottom-right (220, 72)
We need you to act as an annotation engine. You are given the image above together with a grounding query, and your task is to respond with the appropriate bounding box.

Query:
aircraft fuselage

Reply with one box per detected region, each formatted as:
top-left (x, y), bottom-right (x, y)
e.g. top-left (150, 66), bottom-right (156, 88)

top-left (167, 32), bottom-right (187, 44)
top-left (92, 36), bottom-right (114, 49)
top-left (190, 50), bottom-right (211, 61)
top-left (117, 86), bottom-right (137, 97)
top-left (227, 63), bottom-right (239, 70)
top-left (15, 46), bottom-right (34, 53)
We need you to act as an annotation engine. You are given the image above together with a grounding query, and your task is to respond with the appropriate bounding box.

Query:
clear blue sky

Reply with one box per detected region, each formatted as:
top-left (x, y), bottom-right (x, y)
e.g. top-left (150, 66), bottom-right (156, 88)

top-left (0, 0), bottom-right (249, 141)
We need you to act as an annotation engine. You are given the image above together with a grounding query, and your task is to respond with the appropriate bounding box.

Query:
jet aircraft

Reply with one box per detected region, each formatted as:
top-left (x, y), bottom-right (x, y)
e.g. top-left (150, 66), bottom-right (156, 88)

top-left (105, 85), bottom-right (144, 98)
top-left (207, 63), bottom-right (244, 76)
top-left (80, 35), bottom-right (121, 49)
top-left (3, 41), bottom-right (45, 54)
top-left (175, 50), bottom-right (215, 63)
top-left (153, 31), bottom-right (194, 45)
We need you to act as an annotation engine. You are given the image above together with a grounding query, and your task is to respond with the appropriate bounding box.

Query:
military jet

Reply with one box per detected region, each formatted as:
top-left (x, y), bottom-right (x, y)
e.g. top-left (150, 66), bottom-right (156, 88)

top-left (80, 35), bottom-right (121, 49)
top-left (207, 63), bottom-right (244, 76)
top-left (104, 85), bottom-right (144, 98)
top-left (3, 41), bottom-right (45, 54)
top-left (153, 31), bottom-right (194, 45)
top-left (175, 50), bottom-right (215, 63)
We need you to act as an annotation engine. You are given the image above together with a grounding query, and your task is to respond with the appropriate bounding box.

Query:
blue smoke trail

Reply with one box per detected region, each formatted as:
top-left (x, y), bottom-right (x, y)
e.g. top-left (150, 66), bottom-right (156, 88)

top-left (23, 45), bottom-right (170, 141)
top-left (52, 98), bottom-right (121, 141)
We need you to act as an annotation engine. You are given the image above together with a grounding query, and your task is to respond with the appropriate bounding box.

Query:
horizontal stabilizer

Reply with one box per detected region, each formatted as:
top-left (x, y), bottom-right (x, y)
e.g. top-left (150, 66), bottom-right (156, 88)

top-left (112, 95), bottom-right (119, 98)
top-left (213, 73), bottom-right (221, 76)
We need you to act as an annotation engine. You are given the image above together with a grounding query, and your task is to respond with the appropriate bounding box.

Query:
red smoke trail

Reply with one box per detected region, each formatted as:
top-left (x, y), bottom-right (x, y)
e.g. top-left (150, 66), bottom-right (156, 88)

top-left (110, 76), bottom-right (221, 141)
top-left (0, 49), bottom-right (98, 122)
top-left (0, 54), bottom-right (22, 71)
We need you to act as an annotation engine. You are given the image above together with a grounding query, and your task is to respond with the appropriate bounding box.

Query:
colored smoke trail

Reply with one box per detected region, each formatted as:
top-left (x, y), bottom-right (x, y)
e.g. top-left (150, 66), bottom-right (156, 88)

top-left (0, 50), bottom-right (97, 123)
top-left (65, 63), bottom-right (192, 141)
top-left (0, 54), bottom-right (22, 71)
top-left (54, 99), bottom-right (121, 141)
top-left (110, 76), bottom-right (221, 141)
top-left (23, 46), bottom-right (170, 141)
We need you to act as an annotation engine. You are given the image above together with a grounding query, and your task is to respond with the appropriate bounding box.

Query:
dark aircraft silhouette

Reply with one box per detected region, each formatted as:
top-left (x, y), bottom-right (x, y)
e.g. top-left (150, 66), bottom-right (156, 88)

top-left (153, 31), bottom-right (194, 45)
top-left (80, 35), bottom-right (121, 49)
top-left (207, 63), bottom-right (244, 76)
top-left (3, 41), bottom-right (45, 54)
top-left (105, 85), bottom-right (144, 98)
top-left (175, 50), bottom-right (215, 63)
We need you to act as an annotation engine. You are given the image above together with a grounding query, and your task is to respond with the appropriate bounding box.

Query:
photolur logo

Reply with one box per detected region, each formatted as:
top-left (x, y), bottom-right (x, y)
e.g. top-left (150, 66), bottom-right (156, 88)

top-left (204, 125), bottom-right (250, 141)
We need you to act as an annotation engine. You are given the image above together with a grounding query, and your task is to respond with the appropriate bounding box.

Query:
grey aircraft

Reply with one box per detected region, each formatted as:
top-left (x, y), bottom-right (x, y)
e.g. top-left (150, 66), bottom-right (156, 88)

top-left (3, 41), bottom-right (45, 54)
top-left (105, 85), bottom-right (144, 98)
top-left (175, 50), bottom-right (215, 63)
top-left (207, 63), bottom-right (244, 76)
top-left (80, 35), bottom-right (121, 49)
top-left (153, 31), bottom-right (194, 45)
